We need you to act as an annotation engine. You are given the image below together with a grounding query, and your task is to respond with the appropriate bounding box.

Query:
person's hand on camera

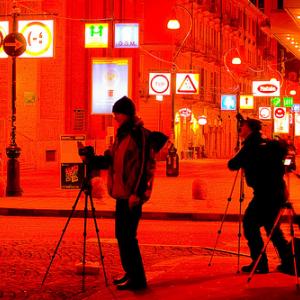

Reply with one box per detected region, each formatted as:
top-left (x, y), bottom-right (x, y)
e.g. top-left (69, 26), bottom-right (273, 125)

top-left (129, 194), bottom-right (140, 209)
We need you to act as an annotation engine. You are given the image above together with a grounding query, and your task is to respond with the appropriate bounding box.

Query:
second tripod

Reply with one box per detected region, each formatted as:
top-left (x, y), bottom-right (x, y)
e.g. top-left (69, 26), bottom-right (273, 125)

top-left (41, 175), bottom-right (108, 291)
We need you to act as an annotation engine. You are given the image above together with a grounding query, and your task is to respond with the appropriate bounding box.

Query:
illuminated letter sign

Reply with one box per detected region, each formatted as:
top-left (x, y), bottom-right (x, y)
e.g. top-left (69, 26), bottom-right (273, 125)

top-left (149, 73), bottom-right (171, 95)
top-left (18, 20), bottom-right (54, 58)
top-left (221, 94), bottom-right (237, 110)
top-left (0, 21), bottom-right (9, 58)
top-left (114, 23), bottom-right (139, 48)
top-left (240, 95), bottom-right (254, 109)
top-left (176, 73), bottom-right (199, 94)
top-left (85, 23), bottom-right (108, 48)
top-left (92, 58), bottom-right (131, 114)
top-left (252, 80), bottom-right (280, 97)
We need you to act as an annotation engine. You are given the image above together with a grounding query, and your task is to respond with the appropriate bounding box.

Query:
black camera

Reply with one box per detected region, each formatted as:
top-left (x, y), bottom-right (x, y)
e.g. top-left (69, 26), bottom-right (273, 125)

top-left (78, 145), bottom-right (95, 158)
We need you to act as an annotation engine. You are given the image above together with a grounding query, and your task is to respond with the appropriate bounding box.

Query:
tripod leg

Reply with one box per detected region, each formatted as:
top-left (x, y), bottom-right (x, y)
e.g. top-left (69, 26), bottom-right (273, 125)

top-left (237, 170), bottom-right (245, 274)
top-left (81, 191), bottom-right (89, 292)
top-left (247, 208), bottom-right (284, 283)
top-left (208, 170), bottom-right (239, 266)
top-left (41, 187), bottom-right (84, 287)
top-left (89, 193), bottom-right (108, 286)
top-left (288, 208), bottom-right (300, 289)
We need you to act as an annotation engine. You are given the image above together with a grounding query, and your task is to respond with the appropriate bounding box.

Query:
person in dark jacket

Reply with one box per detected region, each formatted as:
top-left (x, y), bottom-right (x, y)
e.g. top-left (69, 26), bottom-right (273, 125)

top-left (228, 118), bottom-right (293, 274)
top-left (106, 96), bottom-right (167, 290)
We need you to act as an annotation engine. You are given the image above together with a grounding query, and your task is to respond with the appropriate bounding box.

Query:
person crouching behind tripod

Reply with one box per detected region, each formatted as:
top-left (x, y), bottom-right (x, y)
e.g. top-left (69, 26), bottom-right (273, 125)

top-left (228, 118), bottom-right (293, 274)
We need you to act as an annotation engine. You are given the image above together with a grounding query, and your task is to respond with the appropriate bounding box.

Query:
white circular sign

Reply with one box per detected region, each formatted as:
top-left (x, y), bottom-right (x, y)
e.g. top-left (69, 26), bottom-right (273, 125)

top-left (259, 107), bottom-right (271, 119)
top-left (149, 73), bottom-right (170, 95)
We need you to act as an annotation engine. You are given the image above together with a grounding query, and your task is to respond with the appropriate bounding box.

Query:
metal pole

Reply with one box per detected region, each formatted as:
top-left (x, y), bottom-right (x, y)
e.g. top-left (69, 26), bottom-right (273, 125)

top-left (6, 6), bottom-right (22, 196)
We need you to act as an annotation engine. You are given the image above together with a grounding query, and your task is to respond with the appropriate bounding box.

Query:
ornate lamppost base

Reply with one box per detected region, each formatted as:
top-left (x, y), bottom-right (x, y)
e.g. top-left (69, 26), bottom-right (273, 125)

top-left (6, 146), bottom-right (22, 196)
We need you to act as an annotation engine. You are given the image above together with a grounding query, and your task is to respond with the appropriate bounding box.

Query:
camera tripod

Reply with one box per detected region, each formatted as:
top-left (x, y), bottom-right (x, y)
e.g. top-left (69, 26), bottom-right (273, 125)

top-left (208, 168), bottom-right (246, 273)
top-left (41, 174), bottom-right (108, 291)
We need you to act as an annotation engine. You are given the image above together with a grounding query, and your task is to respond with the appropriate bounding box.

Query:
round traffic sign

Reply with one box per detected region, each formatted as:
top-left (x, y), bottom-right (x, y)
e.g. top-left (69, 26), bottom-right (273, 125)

top-left (274, 107), bottom-right (285, 119)
top-left (3, 32), bottom-right (26, 57)
top-left (150, 74), bottom-right (170, 94)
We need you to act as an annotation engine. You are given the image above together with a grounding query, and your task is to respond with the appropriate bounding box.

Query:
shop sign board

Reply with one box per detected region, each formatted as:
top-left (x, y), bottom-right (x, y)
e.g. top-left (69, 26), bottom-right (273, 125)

top-left (114, 23), bottom-right (139, 48)
top-left (252, 80), bottom-right (280, 97)
top-left (0, 21), bottom-right (9, 58)
top-left (221, 94), bottom-right (237, 110)
top-left (258, 107), bottom-right (272, 120)
top-left (240, 95), bottom-right (254, 109)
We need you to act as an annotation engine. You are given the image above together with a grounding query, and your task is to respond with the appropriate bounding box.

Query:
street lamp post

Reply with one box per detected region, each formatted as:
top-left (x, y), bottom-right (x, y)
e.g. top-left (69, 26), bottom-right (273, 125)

top-left (167, 4), bottom-right (193, 142)
top-left (4, 5), bottom-right (25, 196)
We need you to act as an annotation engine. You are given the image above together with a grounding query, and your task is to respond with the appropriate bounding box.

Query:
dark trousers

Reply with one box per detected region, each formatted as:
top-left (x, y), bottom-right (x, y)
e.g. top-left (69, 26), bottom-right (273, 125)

top-left (115, 199), bottom-right (146, 284)
top-left (243, 198), bottom-right (290, 265)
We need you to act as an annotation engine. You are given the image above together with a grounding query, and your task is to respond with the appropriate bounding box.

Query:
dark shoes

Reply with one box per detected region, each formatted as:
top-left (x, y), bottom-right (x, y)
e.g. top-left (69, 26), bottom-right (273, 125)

top-left (116, 279), bottom-right (147, 291)
top-left (277, 263), bottom-right (295, 275)
top-left (241, 262), bottom-right (269, 274)
top-left (113, 274), bottom-right (128, 285)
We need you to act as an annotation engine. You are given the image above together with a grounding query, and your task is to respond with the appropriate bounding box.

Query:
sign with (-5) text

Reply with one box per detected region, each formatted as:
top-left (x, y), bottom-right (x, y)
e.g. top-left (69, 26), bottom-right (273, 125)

top-left (240, 95), bottom-right (254, 109)
top-left (18, 20), bottom-right (54, 58)
top-left (221, 94), bottom-right (237, 110)
top-left (114, 23), bottom-right (139, 48)
top-left (85, 23), bottom-right (108, 48)
top-left (0, 21), bottom-right (9, 58)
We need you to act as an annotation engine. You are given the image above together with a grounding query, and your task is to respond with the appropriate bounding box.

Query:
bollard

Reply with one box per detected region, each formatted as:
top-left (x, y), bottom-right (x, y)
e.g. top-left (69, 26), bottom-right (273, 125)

top-left (192, 179), bottom-right (207, 200)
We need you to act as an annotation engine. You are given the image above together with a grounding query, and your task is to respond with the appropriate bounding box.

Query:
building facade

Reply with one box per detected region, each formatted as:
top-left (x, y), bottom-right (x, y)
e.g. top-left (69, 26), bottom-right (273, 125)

top-left (0, 0), bottom-right (298, 171)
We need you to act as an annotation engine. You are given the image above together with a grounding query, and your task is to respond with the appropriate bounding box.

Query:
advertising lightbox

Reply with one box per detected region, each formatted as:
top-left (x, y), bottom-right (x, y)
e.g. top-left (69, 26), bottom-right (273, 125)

top-left (92, 58), bottom-right (131, 114)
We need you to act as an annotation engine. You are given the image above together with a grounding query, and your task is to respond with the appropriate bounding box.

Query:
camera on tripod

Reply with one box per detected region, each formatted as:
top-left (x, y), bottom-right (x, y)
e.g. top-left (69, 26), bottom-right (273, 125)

top-left (78, 145), bottom-right (95, 159)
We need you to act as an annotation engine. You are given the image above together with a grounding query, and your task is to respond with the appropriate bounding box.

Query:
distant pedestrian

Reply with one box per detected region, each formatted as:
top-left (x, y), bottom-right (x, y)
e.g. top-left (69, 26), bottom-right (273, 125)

top-left (228, 118), bottom-right (293, 274)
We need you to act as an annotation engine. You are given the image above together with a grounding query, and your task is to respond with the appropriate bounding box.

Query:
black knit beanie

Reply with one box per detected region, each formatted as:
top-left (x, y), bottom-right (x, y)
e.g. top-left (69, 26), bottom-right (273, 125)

top-left (244, 118), bottom-right (262, 132)
top-left (112, 96), bottom-right (136, 117)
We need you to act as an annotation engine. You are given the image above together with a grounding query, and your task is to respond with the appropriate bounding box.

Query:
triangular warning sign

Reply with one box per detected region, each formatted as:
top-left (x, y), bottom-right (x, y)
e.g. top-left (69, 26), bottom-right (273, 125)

top-left (177, 75), bottom-right (197, 93)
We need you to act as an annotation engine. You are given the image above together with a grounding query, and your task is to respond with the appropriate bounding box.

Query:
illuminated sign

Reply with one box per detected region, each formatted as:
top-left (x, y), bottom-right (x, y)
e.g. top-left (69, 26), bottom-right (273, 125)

top-left (274, 112), bottom-right (289, 134)
top-left (283, 97), bottom-right (293, 107)
top-left (178, 108), bottom-right (192, 117)
top-left (252, 80), bottom-right (280, 97)
top-left (176, 73), bottom-right (199, 94)
top-left (295, 113), bottom-right (300, 136)
top-left (274, 107), bottom-right (286, 119)
top-left (85, 23), bottom-right (108, 48)
top-left (0, 21), bottom-right (9, 58)
top-left (18, 20), bottom-right (54, 58)
top-left (149, 73), bottom-right (171, 95)
top-left (271, 97), bottom-right (281, 107)
top-left (259, 107), bottom-right (272, 120)
top-left (92, 58), bottom-right (131, 114)
top-left (240, 95), bottom-right (254, 109)
top-left (115, 23), bottom-right (139, 48)
top-left (221, 94), bottom-right (237, 110)
top-left (292, 104), bottom-right (300, 112)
